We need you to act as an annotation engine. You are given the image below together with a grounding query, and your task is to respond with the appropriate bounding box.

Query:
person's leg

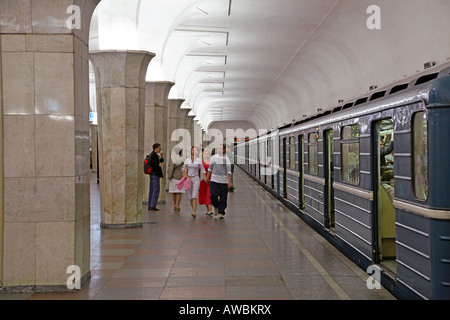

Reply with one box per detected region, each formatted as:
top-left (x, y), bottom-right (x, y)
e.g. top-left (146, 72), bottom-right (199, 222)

top-left (191, 198), bottom-right (197, 217)
top-left (218, 183), bottom-right (228, 215)
top-left (148, 176), bottom-right (155, 209)
top-left (150, 175), bottom-right (160, 209)
top-left (210, 181), bottom-right (219, 210)
top-left (190, 179), bottom-right (200, 217)
top-left (172, 193), bottom-right (177, 209)
top-left (176, 193), bottom-right (182, 210)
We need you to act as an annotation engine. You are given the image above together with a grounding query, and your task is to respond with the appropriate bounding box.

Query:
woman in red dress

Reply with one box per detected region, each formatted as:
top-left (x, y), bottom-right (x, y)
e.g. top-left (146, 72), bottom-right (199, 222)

top-left (198, 148), bottom-right (213, 215)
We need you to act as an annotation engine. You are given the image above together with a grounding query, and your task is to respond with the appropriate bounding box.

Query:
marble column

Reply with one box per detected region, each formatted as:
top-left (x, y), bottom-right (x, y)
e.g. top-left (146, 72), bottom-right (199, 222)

top-left (165, 99), bottom-right (185, 187)
top-left (143, 81), bottom-right (174, 205)
top-left (193, 120), bottom-right (204, 150)
top-left (0, 25), bottom-right (3, 287)
top-left (0, 0), bottom-right (100, 290)
top-left (89, 124), bottom-right (98, 173)
top-left (90, 50), bottom-right (154, 228)
top-left (188, 113), bottom-right (196, 147)
top-left (175, 108), bottom-right (191, 156)
top-left (167, 99), bottom-right (185, 156)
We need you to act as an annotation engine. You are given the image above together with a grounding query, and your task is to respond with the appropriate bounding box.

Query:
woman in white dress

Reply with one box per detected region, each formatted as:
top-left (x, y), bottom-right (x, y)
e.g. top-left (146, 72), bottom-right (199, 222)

top-left (167, 148), bottom-right (185, 211)
top-left (182, 146), bottom-right (207, 217)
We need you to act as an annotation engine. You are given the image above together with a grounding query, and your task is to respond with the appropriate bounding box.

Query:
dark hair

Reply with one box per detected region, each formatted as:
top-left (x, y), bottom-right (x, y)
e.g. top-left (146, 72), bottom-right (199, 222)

top-left (153, 143), bottom-right (161, 150)
top-left (173, 147), bottom-right (182, 156)
top-left (381, 170), bottom-right (394, 182)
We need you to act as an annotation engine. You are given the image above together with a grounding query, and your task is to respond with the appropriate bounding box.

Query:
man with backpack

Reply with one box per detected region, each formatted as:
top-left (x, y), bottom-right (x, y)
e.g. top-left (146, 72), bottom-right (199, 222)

top-left (147, 143), bottom-right (164, 211)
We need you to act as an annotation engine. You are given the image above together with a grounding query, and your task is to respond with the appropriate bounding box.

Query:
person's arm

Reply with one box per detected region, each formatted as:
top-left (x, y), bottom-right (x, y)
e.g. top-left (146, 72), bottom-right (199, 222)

top-left (381, 141), bottom-right (394, 157)
top-left (200, 159), bottom-right (207, 179)
top-left (182, 159), bottom-right (188, 178)
top-left (226, 157), bottom-right (232, 187)
top-left (201, 163), bottom-right (207, 181)
top-left (167, 160), bottom-right (174, 180)
top-left (206, 157), bottom-right (214, 182)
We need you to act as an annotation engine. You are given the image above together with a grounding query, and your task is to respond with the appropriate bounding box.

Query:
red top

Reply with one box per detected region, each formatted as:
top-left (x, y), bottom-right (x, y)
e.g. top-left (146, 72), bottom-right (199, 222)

top-left (198, 161), bottom-right (211, 205)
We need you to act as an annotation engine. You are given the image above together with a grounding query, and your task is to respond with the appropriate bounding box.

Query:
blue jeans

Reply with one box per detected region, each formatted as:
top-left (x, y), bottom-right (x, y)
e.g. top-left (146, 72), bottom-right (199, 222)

top-left (210, 181), bottom-right (228, 215)
top-left (148, 175), bottom-right (160, 208)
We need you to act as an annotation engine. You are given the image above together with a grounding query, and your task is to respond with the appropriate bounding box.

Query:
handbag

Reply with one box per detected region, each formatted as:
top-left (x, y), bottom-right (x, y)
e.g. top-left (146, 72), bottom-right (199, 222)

top-left (176, 177), bottom-right (186, 190)
top-left (183, 177), bottom-right (191, 190)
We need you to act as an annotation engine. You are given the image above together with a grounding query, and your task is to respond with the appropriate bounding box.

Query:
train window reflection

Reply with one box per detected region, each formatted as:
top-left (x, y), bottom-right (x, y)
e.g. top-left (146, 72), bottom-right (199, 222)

top-left (413, 112), bottom-right (428, 201)
top-left (341, 124), bottom-right (360, 185)
top-left (308, 133), bottom-right (318, 175)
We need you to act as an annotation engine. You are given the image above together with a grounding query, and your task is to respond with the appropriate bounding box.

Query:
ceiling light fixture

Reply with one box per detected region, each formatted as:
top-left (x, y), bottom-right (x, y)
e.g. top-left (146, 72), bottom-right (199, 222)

top-left (195, 7), bottom-right (208, 15)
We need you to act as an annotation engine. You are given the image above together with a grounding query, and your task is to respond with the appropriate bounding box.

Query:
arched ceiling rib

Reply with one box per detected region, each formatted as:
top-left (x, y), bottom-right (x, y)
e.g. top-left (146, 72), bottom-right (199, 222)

top-left (92, 0), bottom-right (450, 131)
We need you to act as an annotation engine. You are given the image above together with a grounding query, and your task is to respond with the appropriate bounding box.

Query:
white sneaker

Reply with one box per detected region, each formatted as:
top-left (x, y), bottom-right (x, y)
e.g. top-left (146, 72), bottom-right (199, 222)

top-left (191, 212), bottom-right (196, 218)
top-left (214, 214), bottom-right (224, 219)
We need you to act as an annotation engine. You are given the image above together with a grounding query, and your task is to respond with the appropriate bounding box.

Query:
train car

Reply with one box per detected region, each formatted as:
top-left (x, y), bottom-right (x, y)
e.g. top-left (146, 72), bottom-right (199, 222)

top-left (237, 63), bottom-right (450, 300)
top-left (246, 130), bottom-right (280, 195)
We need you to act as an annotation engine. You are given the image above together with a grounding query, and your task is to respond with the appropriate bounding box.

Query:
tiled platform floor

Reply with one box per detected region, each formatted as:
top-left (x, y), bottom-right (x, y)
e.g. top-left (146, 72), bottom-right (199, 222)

top-left (1, 167), bottom-right (396, 300)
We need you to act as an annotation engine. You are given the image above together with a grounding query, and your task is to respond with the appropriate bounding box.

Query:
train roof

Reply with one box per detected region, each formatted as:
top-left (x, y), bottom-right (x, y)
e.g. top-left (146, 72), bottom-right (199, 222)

top-left (278, 63), bottom-right (450, 136)
top-left (236, 63), bottom-right (450, 144)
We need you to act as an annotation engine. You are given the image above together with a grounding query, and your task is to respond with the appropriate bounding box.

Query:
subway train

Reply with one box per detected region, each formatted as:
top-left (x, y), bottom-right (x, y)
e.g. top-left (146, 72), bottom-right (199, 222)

top-left (235, 63), bottom-right (450, 300)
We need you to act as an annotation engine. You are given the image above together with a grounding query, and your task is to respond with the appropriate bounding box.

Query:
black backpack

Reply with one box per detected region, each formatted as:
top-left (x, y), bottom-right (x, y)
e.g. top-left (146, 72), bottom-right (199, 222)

top-left (143, 154), bottom-right (153, 174)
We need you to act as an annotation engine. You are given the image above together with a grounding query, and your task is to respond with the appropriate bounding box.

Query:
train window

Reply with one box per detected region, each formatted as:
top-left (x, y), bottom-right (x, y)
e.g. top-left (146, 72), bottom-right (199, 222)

top-left (341, 124), bottom-right (360, 185)
top-left (413, 112), bottom-right (428, 201)
top-left (308, 133), bottom-right (318, 175)
top-left (289, 137), bottom-right (296, 170)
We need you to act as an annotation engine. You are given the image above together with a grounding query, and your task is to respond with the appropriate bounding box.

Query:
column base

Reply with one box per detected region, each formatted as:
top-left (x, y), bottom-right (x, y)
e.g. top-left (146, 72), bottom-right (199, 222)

top-left (143, 200), bottom-right (166, 205)
top-left (100, 222), bottom-right (143, 229)
top-left (0, 271), bottom-right (91, 293)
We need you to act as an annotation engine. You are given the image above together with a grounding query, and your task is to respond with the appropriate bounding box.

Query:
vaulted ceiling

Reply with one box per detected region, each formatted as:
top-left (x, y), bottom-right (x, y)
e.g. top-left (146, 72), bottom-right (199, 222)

top-left (90, 0), bottom-right (450, 132)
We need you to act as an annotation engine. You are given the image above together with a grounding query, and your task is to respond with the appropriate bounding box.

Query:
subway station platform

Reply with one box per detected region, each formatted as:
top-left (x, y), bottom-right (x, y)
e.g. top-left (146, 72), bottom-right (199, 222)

top-left (2, 167), bottom-right (396, 300)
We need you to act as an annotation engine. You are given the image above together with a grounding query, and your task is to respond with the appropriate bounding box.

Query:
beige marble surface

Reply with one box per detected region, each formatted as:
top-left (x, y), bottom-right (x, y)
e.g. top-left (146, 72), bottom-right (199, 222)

top-left (0, 0), bottom-right (100, 289)
top-left (90, 51), bottom-right (153, 227)
top-left (142, 81), bottom-right (174, 203)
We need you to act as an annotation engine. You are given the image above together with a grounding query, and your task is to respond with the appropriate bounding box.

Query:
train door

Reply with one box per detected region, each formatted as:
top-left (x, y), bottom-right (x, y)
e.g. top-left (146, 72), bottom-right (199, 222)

top-left (373, 119), bottom-right (396, 274)
top-left (253, 143), bottom-right (257, 177)
top-left (298, 135), bottom-right (305, 209)
top-left (245, 142), bottom-right (249, 172)
top-left (248, 143), bottom-right (255, 176)
top-left (258, 142), bottom-right (262, 181)
top-left (269, 139), bottom-right (274, 190)
top-left (258, 141), bottom-right (266, 184)
top-left (282, 137), bottom-right (287, 198)
top-left (324, 129), bottom-right (335, 232)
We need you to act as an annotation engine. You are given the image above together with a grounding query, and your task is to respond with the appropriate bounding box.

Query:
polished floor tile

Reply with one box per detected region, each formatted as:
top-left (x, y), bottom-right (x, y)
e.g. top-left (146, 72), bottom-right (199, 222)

top-left (0, 167), bottom-right (396, 300)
